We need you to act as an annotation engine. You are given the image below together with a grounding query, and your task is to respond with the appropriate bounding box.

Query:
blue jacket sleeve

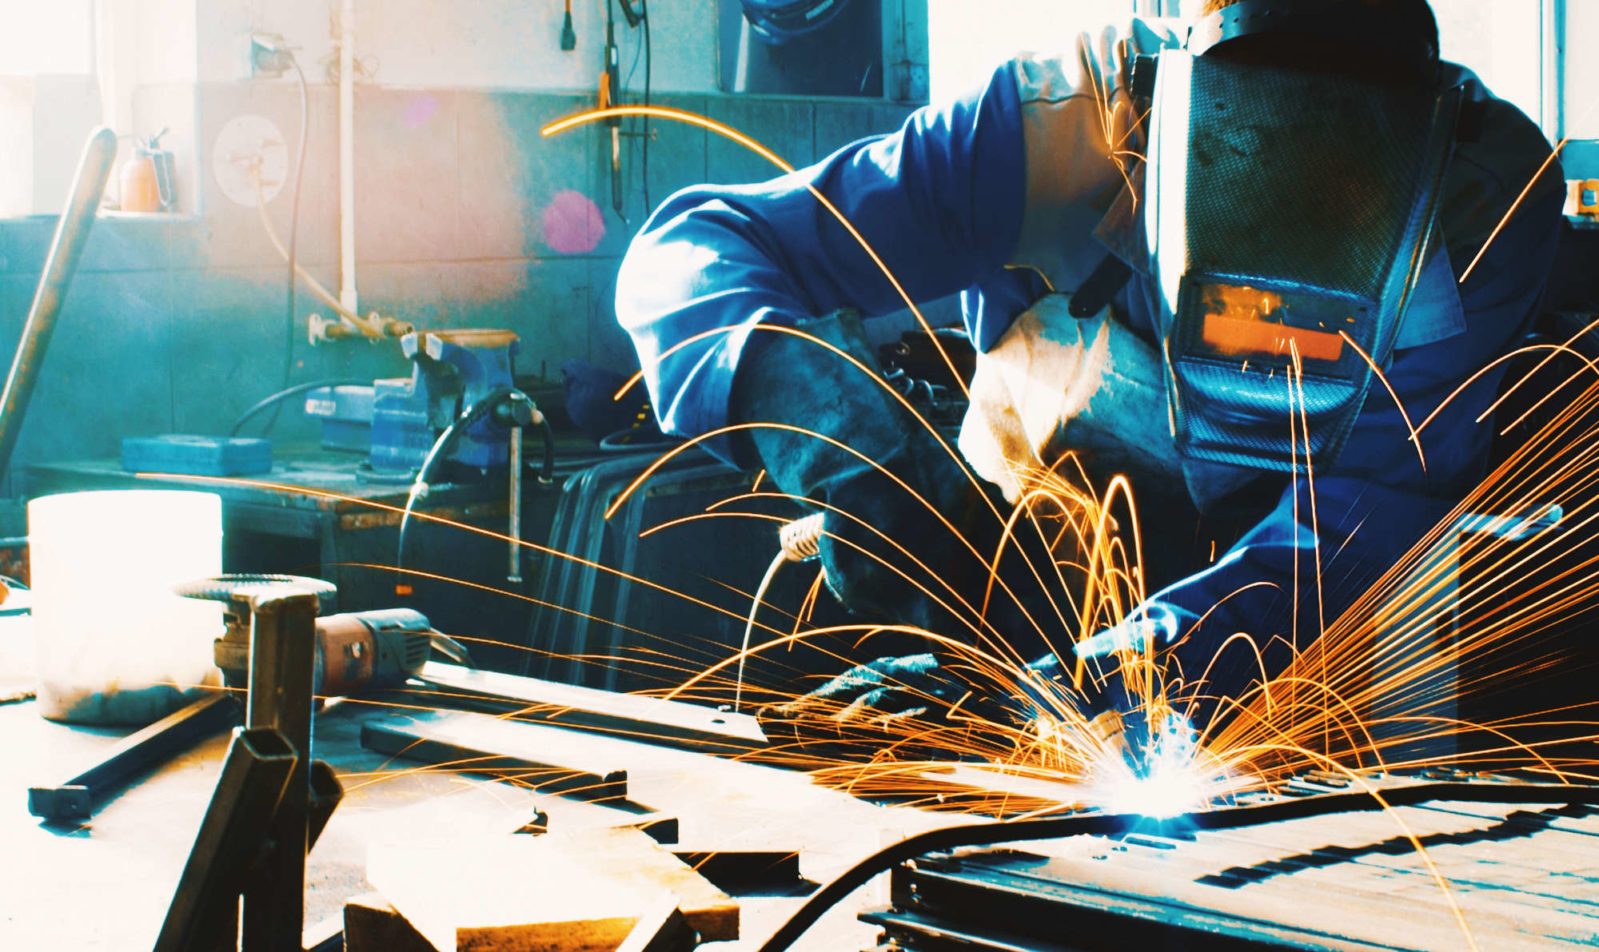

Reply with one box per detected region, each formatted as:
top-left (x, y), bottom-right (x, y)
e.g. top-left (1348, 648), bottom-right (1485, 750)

top-left (1150, 135), bottom-right (1567, 704)
top-left (614, 64), bottom-right (1027, 459)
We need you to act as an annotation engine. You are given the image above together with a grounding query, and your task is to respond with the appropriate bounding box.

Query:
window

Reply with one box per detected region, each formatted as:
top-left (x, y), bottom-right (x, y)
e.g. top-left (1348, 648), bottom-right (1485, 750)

top-left (1432, 0), bottom-right (1546, 128)
top-left (0, 0), bottom-right (99, 217)
top-left (0, 0), bottom-right (93, 77)
top-left (926, 0), bottom-right (1137, 103)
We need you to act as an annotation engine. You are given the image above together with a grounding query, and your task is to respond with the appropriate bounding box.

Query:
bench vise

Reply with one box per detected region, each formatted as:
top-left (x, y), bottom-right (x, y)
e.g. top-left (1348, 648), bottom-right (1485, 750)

top-left (370, 328), bottom-right (521, 476)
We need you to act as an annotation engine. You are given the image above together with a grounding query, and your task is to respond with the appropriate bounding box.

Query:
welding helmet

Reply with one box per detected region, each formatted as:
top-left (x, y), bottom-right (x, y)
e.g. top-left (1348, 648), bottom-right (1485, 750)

top-left (1141, 0), bottom-right (1461, 472)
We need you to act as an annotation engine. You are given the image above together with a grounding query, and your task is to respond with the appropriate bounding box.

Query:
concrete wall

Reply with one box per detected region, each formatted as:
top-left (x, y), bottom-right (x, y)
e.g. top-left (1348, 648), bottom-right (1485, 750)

top-left (0, 80), bottom-right (921, 509)
top-left (200, 0), bottom-right (720, 93)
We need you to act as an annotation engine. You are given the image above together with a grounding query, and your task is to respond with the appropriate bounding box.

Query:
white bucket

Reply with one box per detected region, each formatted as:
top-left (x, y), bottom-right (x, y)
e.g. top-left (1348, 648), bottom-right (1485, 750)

top-left (29, 490), bottom-right (223, 725)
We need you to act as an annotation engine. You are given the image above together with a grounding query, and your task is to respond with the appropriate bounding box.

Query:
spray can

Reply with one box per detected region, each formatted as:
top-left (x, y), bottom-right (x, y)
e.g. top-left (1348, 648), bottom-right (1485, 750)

top-left (119, 128), bottom-right (176, 213)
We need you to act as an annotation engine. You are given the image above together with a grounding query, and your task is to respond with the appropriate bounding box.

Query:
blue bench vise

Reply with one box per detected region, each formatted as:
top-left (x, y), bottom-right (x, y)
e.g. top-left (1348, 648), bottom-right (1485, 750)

top-left (370, 328), bottom-right (521, 476)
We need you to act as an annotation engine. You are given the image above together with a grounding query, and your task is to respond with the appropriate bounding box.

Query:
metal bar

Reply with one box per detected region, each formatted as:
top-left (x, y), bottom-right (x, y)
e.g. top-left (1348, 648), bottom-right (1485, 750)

top-left (359, 719), bottom-right (628, 801)
top-left (306, 760), bottom-right (344, 851)
top-left (414, 661), bottom-right (766, 753)
top-left (154, 727), bottom-right (297, 952)
top-left (28, 692), bottom-right (239, 821)
top-left (0, 126), bottom-right (117, 480)
top-left (241, 591), bottom-right (320, 952)
top-left (508, 424), bottom-right (522, 583)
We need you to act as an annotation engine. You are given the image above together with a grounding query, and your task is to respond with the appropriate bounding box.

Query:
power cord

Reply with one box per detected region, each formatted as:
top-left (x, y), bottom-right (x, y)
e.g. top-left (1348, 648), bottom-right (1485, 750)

top-left (735, 512), bottom-right (824, 712)
top-left (228, 378), bottom-right (369, 437)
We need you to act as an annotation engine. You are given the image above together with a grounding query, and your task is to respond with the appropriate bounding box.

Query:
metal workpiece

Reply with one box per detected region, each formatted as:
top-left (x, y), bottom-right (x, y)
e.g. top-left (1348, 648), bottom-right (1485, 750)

top-left (238, 587), bottom-right (320, 952)
top-left (27, 692), bottom-right (239, 821)
top-left (360, 716), bottom-right (629, 802)
top-left (154, 727), bottom-right (297, 952)
top-left (508, 422), bottom-right (523, 583)
top-left (0, 126), bottom-right (118, 480)
top-left (162, 574), bottom-right (339, 952)
top-left (305, 760), bottom-right (344, 851)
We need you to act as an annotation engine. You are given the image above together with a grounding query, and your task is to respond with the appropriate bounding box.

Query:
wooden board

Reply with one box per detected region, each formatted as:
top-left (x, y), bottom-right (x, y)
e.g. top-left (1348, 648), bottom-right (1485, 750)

top-left (368, 827), bottom-right (738, 951)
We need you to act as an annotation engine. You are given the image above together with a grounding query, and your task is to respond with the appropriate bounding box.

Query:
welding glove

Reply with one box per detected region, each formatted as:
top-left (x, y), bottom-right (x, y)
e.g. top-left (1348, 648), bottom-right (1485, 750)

top-left (733, 311), bottom-right (1019, 643)
top-left (769, 653), bottom-right (964, 723)
top-left (958, 295), bottom-right (1185, 505)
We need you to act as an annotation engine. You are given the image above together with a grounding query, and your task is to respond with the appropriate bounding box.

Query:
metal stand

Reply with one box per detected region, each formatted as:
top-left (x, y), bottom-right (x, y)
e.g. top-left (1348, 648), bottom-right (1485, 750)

top-left (155, 576), bottom-right (344, 952)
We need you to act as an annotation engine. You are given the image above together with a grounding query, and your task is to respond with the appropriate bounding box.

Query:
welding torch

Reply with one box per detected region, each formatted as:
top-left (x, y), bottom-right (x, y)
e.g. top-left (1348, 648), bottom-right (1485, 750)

top-left (1064, 602), bottom-right (1185, 772)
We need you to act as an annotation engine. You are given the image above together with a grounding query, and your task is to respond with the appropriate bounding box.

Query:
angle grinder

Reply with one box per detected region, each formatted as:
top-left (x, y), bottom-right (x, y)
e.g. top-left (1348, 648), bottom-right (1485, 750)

top-left (179, 574), bottom-right (472, 697)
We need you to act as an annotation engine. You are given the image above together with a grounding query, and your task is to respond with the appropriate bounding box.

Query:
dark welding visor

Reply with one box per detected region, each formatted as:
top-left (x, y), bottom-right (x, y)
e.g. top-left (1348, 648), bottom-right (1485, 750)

top-left (1143, 45), bottom-right (1461, 472)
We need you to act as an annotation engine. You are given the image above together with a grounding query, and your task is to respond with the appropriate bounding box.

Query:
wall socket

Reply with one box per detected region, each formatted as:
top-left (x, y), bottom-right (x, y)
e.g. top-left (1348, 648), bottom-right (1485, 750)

top-left (250, 33), bottom-right (295, 77)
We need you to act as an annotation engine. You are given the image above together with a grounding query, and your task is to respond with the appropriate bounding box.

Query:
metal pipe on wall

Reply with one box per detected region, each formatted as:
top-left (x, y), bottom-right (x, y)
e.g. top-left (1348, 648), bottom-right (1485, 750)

top-left (0, 126), bottom-right (118, 483)
top-left (339, 0), bottom-right (359, 317)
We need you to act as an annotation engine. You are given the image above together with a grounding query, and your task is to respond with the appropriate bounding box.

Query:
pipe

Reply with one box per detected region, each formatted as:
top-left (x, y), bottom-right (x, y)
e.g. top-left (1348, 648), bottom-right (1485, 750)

top-left (507, 424), bottom-right (523, 583)
top-left (0, 126), bottom-right (118, 482)
top-left (339, 0), bottom-right (358, 317)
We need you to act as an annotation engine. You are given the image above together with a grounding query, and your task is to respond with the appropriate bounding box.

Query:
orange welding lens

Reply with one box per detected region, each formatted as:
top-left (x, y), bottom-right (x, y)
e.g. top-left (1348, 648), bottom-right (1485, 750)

top-left (1196, 283), bottom-right (1346, 364)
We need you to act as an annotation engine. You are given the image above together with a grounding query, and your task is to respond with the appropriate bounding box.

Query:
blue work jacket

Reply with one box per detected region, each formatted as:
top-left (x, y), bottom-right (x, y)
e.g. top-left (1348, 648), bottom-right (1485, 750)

top-left (615, 22), bottom-right (1566, 674)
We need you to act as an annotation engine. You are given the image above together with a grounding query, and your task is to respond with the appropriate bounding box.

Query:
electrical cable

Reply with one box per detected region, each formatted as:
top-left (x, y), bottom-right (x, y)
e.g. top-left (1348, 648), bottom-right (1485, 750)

top-left (228, 378), bottom-right (370, 438)
top-left (534, 416), bottom-right (556, 486)
top-left (264, 58), bottom-right (311, 435)
top-left (395, 386), bottom-right (520, 584)
top-left (755, 780), bottom-right (1599, 952)
top-left (736, 513), bottom-right (824, 712)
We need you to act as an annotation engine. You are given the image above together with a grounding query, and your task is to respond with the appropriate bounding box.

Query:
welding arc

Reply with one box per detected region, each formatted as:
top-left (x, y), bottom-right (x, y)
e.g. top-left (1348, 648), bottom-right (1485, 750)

top-left (756, 781), bottom-right (1599, 952)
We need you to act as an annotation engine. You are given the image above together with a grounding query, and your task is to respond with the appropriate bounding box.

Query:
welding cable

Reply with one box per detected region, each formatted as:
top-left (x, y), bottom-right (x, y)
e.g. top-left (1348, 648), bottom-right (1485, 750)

top-left (735, 513), bottom-right (825, 711)
top-left (263, 56), bottom-right (311, 435)
top-left (755, 780), bottom-right (1599, 952)
top-left (227, 378), bottom-right (369, 437)
top-left (534, 415), bottom-right (556, 486)
top-left (395, 386), bottom-right (521, 587)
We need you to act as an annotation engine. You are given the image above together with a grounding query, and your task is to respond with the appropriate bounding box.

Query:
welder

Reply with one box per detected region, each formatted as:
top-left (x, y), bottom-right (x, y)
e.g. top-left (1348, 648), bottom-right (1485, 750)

top-left (614, 0), bottom-right (1565, 732)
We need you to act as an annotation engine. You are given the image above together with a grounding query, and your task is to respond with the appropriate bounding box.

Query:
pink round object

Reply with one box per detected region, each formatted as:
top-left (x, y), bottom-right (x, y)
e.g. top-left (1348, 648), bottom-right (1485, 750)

top-left (540, 189), bottom-right (606, 254)
top-left (403, 94), bottom-right (440, 129)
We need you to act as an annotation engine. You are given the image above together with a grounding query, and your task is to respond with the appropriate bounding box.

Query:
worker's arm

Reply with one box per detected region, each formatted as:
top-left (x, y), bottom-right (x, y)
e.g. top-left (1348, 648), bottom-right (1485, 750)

top-left (614, 62), bottom-right (1027, 456)
top-left (1110, 136), bottom-right (1568, 717)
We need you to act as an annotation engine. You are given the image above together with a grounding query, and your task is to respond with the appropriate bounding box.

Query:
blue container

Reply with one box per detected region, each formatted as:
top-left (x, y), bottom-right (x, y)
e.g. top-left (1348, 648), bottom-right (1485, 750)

top-left (121, 435), bottom-right (273, 477)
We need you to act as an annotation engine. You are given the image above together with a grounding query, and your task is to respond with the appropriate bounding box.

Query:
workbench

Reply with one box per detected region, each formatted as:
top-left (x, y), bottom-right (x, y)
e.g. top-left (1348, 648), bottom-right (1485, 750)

top-left (0, 621), bottom-right (954, 950)
top-left (25, 443), bottom-right (605, 672)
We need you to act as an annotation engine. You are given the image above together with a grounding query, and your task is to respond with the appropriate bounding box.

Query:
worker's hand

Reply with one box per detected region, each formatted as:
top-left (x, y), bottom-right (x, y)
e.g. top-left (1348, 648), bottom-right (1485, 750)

top-left (1016, 601), bottom-right (1184, 718)
top-left (808, 443), bottom-right (1007, 638)
top-left (734, 311), bottom-right (1065, 651)
top-left (760, 653), bottom-right (966, 726)
top-left (958, 297), bottom-right (1180, 506)
top-left (1072, 601), bottom-right (1182, 661)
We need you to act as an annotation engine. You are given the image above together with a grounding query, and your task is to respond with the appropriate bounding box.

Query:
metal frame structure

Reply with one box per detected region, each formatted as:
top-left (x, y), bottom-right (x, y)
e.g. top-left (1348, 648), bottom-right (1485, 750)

top-left (155, 579), bottom-right (344, 952)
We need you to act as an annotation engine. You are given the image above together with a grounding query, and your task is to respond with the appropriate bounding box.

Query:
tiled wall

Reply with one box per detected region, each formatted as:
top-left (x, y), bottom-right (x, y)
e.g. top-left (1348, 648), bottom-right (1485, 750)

top-left (0, 82), bottom-right (921, 516)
